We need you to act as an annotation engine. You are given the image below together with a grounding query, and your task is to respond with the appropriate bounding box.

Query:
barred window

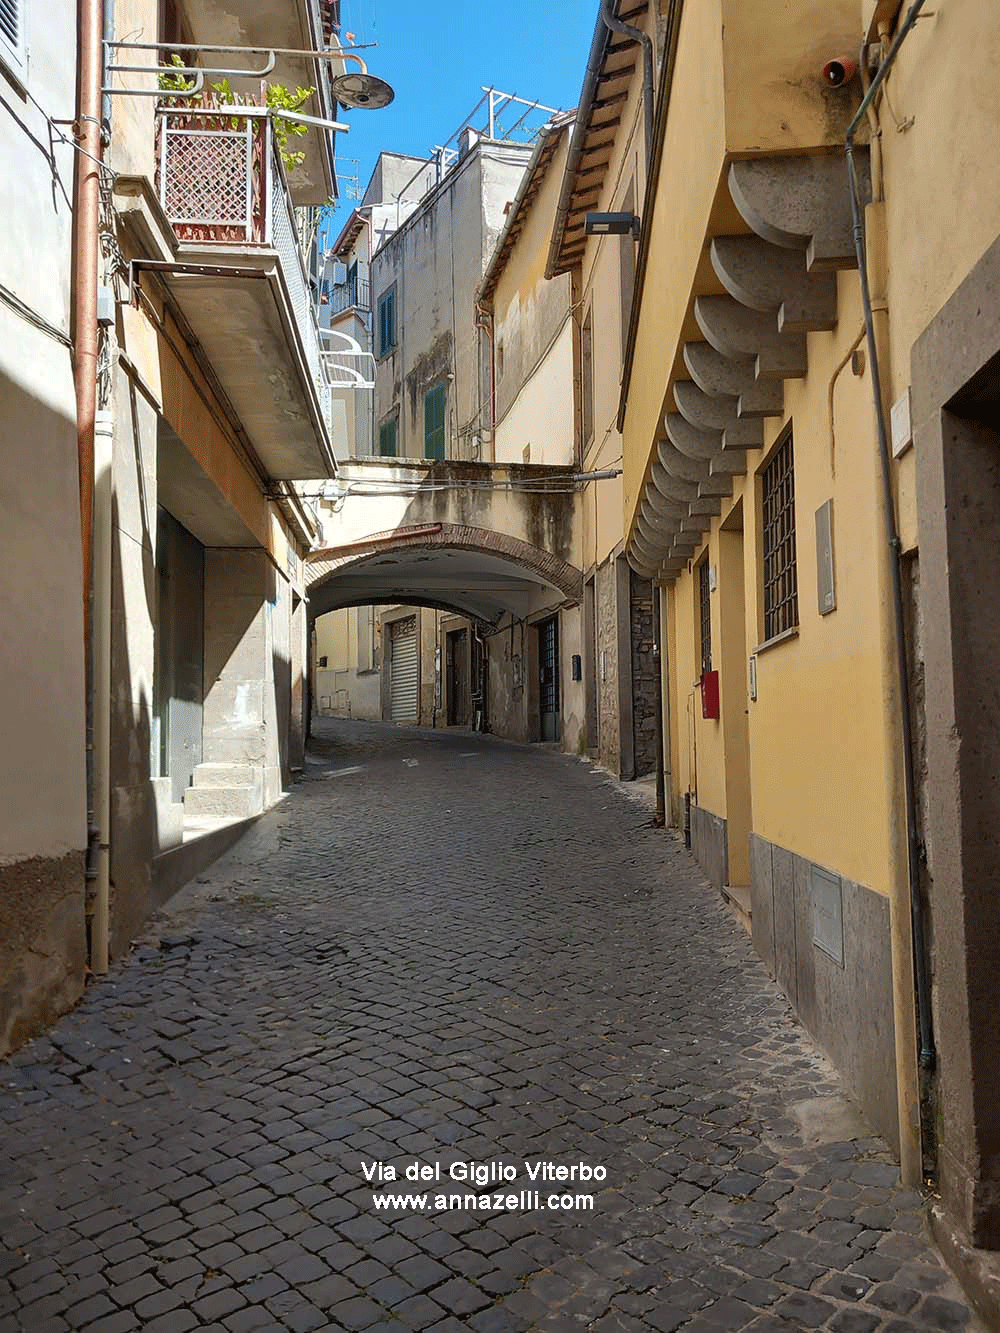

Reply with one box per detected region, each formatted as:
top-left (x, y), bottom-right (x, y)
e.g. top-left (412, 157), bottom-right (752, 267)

top-left (699, 558), bottom-right (712, 675)
top-left (762, 432), bottom-right (798, 640)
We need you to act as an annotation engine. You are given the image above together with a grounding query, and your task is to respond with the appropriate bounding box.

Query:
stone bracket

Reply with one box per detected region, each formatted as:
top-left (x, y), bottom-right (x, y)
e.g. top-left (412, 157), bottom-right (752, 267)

top-left (728, 151), bottom-right (871, 273)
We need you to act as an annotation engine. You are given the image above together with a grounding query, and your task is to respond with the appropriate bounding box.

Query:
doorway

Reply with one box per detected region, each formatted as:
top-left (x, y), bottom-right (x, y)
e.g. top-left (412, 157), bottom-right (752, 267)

top-left (537, 614), bottom-right (561, 743)
top-left (446, 628), bottom-right (469, 726)
top-left (389, 617), bottom-right (419, 723)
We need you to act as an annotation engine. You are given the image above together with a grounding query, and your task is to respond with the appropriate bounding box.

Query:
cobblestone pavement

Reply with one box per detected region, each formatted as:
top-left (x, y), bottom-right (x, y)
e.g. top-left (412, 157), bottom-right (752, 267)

top-left (0, 719), bottom-right (981, 1333)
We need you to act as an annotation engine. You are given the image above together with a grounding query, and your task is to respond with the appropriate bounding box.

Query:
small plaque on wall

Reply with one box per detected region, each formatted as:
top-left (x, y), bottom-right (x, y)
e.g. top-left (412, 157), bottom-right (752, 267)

top-left (811, 864), bottom-right (845, 966)
top-left (815, 500), bottom-right (836, 615)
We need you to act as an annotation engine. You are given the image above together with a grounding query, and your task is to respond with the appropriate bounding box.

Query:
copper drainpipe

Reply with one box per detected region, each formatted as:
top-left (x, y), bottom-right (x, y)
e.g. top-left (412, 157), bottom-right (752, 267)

top-left (73, 0), bottom-right (106, 967)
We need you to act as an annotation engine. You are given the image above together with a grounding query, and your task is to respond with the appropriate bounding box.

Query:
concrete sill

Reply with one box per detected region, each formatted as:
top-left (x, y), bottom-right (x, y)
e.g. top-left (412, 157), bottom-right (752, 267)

top-left (752, 626), bottom-right (799, 657)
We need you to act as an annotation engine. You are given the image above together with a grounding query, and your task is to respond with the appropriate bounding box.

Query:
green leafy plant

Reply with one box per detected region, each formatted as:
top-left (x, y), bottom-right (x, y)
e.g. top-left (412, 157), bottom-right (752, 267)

top-left (158, 56), bottom-right (314, 172)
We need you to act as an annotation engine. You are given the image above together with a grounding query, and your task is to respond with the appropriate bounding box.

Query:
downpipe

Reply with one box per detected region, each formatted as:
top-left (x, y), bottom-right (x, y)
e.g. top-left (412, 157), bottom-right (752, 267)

top-left (92, 412), bottom-right (113, 973)
top-left (600, 0), bottom-right (654, 164)
top-left (845, 0), bottom-right (934, 1178)
top-left (652, 584), bottom-right (666, 827)
top-left (846, 0), bottom-right (934, 1069)
top-left (73, 0), bottom-right (106, 969)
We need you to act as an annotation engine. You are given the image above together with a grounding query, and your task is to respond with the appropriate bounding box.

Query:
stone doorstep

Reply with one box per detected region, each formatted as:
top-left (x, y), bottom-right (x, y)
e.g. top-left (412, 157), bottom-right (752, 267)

top-left (722, 882), bottom-right (753, 935)
top-left (930, 1201), bottom-right (1000, 1333)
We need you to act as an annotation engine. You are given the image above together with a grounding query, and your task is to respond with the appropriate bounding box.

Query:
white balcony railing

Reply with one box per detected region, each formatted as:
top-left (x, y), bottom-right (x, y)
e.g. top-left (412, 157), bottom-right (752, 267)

top-left (320, 328), bottom-right (376, 389)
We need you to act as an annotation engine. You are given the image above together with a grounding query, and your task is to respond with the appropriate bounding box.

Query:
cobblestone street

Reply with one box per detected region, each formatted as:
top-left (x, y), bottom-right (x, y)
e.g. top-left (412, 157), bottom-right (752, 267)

top-left (0, 719), bottom-right (980, 1332)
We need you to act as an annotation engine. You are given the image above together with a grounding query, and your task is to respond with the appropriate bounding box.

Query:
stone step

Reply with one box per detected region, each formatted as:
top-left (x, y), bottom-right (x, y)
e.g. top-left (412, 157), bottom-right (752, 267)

top-left (184, 784), bottom-right (263, 821)
top-left (191, 762), bottom-right (258, 788)
top-left (722, 883), bottom-right (752, 935)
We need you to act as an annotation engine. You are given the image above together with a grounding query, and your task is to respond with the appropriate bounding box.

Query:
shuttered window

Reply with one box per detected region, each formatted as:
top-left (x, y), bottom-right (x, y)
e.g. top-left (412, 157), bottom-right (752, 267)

top-left (424, 383), bottom-right (446, 460)
top-left (581, 307), bottom-right (594, 447)
top-left (377, 286), bottom-right (396, 358)
top-left (0, 0), bottom-right (26, 75)
top-left (378, 415), bottom-right (397, 457)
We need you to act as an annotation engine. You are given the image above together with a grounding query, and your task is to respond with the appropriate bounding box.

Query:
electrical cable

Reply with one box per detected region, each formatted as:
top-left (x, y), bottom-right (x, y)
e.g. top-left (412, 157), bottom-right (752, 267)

top-left (0, 281), bottom-right (73, 348)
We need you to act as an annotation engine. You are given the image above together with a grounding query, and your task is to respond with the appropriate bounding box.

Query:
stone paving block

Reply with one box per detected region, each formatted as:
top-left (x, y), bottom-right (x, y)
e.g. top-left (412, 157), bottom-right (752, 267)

top-left (0, 719), bottom-right (985, 1333)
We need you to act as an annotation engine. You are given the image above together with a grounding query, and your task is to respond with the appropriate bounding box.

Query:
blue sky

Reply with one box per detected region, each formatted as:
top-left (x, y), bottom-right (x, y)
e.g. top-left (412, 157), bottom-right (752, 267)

top-left (329, 0), bottom-right (595, 209)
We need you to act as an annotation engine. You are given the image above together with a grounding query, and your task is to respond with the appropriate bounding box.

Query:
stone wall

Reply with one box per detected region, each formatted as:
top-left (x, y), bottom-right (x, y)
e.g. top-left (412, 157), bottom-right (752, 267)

top-left (630, 571), bottom-right (658, 778)
top-left (596, 557), bottom-right (621, 774)
top-left (750, 832), bottom-right (898, 1153)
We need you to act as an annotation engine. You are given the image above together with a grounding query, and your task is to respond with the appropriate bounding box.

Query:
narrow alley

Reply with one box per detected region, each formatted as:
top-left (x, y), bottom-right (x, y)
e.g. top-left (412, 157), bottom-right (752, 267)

top-left (0, 722), bottom-right (978, 1333)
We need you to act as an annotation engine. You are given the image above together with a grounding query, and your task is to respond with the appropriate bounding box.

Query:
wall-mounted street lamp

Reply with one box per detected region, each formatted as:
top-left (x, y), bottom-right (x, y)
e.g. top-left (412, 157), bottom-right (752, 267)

top-left (585, 211), bottom-right (641, 238)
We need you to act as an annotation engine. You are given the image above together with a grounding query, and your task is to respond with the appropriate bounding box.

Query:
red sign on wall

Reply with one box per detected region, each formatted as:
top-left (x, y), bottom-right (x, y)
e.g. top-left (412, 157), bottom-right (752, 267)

top-left (701, 670), bottom-right (720, 720)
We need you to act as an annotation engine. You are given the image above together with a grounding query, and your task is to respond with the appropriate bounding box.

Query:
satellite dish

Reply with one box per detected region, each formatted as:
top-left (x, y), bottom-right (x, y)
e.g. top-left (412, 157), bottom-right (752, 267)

top-left (331, 72), bottom-right (395, 109)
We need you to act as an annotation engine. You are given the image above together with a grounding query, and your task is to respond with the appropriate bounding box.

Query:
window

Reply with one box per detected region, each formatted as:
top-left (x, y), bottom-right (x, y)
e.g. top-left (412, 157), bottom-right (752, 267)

top-left (761, 431), bottom-right (798, 641)
top-left (581, 307), bottom-right (594, 447)
top-left (377, 286), bottom-right (396, 358)
top-left (0, 0), bottom-right (27, 77)
top-left (699, 558), bottom-right (712, 675)
top-left (424, 383), bottom-right (446, 460)
top-left (378, 415), bottom-right (397, 457)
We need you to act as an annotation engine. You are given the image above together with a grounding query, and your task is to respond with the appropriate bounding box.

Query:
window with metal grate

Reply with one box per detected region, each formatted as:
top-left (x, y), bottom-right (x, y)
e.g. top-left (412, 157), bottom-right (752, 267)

top-left (761, 430), bottom-right (798, 641)
top-left (0, 0), bottom-right (26, 76)
top-left (699, 557), bottom-right (712, 675)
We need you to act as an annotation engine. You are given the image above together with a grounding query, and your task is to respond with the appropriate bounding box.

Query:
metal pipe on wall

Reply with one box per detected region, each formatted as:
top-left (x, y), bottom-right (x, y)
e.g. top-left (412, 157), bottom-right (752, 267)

top-left (600, 0), bottom-right (654, 165)
top-left (845, 0), bottom-right (933, 1187)
top-left (73, 0), bottom-right (106, 967)
top-left (845, 0), bottom-right (934, 1071)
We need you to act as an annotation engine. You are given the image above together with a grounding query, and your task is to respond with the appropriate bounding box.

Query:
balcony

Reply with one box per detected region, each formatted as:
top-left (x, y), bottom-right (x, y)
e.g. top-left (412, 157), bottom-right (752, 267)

top-left (327, 276), bottom-right (371, 315)
top-left (169, 0), bottom-right (337, 204)
top-left (149, 106), bottom-right (373, 479)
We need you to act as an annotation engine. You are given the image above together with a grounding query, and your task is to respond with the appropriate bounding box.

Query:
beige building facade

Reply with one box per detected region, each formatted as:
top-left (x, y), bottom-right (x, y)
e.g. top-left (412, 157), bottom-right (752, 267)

top-left (1, 0), bottom-right (88, 1052)
top-left (1, 0), bottom-right (359, 1051)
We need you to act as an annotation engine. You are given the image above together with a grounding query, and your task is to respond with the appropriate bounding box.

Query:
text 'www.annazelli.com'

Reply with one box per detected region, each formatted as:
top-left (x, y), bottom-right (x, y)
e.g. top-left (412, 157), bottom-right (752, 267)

top-left (373, 1190), bottom-right (594, 1212)
top-left (363, 1159), bottom-right (605, 1212)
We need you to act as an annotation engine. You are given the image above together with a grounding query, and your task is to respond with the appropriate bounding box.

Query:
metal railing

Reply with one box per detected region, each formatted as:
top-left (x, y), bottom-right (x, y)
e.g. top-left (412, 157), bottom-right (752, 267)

top-left (156, 104), bottom-right (374, 427)
top-left (320, 328), bottom-right (376, 389)
top-left (327, 276), bottom-right (371, 315)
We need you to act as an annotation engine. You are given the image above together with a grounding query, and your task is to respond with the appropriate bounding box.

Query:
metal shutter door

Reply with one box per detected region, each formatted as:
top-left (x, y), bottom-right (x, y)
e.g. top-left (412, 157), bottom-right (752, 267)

top-left (390, 619), bottom-right (419, 723)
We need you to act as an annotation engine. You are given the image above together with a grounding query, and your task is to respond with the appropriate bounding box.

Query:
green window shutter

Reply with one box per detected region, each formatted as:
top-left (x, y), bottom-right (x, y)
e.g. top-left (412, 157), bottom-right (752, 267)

top-left (379, 417), bottom-right (397, 457)
top-left (424, 383), bottom-right (446, 460)
top-left (378, 288), bottom-right (396, 358)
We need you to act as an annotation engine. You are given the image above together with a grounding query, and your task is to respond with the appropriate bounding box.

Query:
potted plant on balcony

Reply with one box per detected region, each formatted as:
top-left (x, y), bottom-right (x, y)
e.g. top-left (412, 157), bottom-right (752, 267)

top-left (158, 57), bottom-right (315, 244)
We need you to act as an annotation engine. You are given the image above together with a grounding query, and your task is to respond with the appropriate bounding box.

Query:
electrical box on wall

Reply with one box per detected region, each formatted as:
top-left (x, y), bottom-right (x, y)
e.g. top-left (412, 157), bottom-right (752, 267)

top-left (701, 670), bottom-right (720, 720)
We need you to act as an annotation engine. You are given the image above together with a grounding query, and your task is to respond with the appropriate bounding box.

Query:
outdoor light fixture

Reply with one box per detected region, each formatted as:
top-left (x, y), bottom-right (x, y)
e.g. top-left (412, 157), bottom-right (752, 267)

top-left (585, 212), bottom-right (641, 238)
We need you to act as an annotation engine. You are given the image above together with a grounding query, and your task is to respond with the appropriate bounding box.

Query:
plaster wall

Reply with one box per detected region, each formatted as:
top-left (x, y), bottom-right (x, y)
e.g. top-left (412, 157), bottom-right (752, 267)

top-left (491, 132), bottom-right (575, 465)
top-left (622, 0), bottom-right (726, 531)
top-left (371, 144), bottom-right (531, 462)
top-left (313, 607), bottom-right (382, 721)
top-left (877, 0), bottom-right (1000, 553)
top-left (0, 0), bottom-right (87, 1050)
top-left (316, 460), bottom-right (580, 573)
top-left (623, 0), bottom-right (861, 534)
top-left (494, 320), bottom-right (574, 467)
top-left (666, 278), bottom-right (898, 900)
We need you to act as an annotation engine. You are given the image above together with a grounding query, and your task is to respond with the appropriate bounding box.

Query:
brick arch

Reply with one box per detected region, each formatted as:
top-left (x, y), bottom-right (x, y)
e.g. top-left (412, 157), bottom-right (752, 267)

top-left (305, 523), bottom-right (583, 605)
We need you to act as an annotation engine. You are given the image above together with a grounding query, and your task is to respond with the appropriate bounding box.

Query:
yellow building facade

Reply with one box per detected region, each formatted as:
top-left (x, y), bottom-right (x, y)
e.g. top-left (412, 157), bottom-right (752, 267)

top-left (609, 0), bottom-right (1000, 1289)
